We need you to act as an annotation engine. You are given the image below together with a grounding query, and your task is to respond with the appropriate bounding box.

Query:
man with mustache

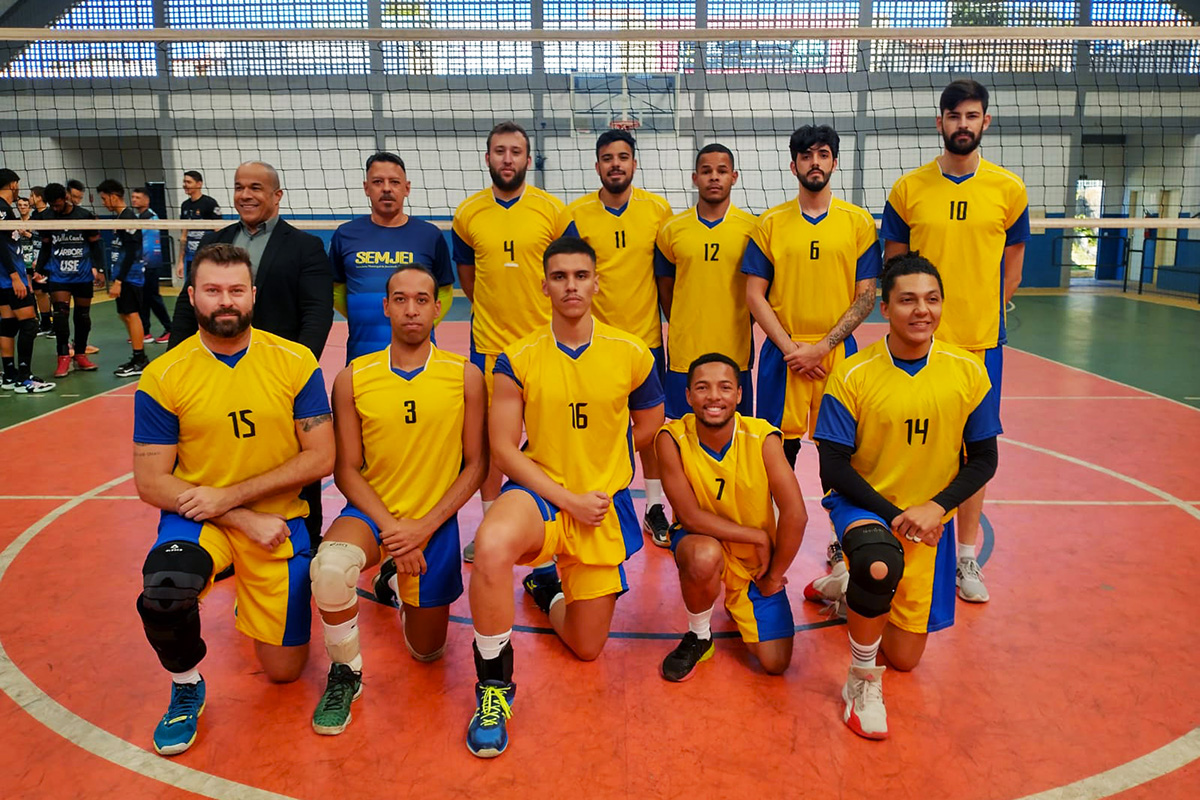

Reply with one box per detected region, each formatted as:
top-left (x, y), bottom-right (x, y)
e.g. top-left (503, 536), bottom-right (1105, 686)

top-left (168, 161), bottom-right (334, 548)
top-left (655, 353), bottom-right (807, 681)
top-left (881, 79), bottom-right (1030, 604)
top-left (452, 121), bottom-right (566, 566)
top-left (133, 243), bottom-right (335, 756)
top-left (743, 125), bottom-right (880, 515)
top-left (560, 129), bottom-right (674, 548)
top-left (329, 151), bottom-right (454, 363)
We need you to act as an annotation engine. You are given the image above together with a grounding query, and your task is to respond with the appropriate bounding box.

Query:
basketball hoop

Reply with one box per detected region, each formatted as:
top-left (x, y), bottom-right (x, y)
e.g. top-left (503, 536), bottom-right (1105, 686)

top-left (609, 116), bottom-right (642, 131)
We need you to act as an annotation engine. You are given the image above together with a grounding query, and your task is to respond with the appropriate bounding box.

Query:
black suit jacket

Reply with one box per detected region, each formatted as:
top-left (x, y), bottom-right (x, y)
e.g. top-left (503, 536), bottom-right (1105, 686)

top-left (168, 217), bottom-right (334, 358)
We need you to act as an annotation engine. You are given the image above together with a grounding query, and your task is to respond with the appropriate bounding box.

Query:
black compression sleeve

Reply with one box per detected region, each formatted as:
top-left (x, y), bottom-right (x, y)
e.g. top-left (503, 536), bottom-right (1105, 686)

top-left (931, 436), bottom-right (999, 514)
top-left (817, 440), bottom-right (903, 523)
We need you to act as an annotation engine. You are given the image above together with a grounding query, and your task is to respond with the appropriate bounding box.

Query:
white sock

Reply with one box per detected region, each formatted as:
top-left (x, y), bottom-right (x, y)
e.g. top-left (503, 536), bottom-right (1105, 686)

top-left (549, 592), bottom-right (565, 612)
top-left (323, 615), bottom-right (363, 671)
top-left (170, 667), bottom-right (202, 685)
top-left (958, 542), bottom-right (976, 560)
top-left (481, 499), bottom-right (494, 516)
top-left (474, 629), bottom-right (511, 660)
top-left (849, 634), bottom-right (881, 670)
top-left (687, 605), bottom-right (715, 640)
top-left (645, 479), bottom-right (663, 508)
top-left (323, 616), bottom-right (358, 644)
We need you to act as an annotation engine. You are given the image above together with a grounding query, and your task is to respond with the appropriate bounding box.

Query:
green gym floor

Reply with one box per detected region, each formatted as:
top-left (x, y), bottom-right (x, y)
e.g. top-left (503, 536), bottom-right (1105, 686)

top-left (2, 289), bottom-right (1194, 428)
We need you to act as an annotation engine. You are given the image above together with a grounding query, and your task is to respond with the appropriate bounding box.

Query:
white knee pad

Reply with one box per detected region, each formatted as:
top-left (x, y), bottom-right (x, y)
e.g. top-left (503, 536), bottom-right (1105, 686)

top-left (310, 541), bottom-right (367, 612)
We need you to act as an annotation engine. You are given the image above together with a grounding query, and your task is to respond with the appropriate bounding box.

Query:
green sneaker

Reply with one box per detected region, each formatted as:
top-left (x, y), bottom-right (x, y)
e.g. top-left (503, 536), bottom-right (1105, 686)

top-left (312, 663), bottom-right (363, 735)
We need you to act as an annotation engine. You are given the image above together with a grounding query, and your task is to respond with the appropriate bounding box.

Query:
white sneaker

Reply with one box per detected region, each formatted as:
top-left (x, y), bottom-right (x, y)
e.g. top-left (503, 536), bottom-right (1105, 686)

top-left (956, 556), bottom-right (990, 603)
top-left (842, 665), bottom-right (888, 739)
top-left (803, 562), bottom-right (848, 618)
top-left (14, 376), bottom-right (55, 394)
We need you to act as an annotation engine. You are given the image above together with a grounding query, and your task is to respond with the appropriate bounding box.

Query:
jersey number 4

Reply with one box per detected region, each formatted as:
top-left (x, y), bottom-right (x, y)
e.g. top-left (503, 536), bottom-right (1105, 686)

top-left (227, 409), bottom-right (256, 439)
top-left (905, 417), bottom-right (929, 445)
top-left (503, 240), bottom-right (516, 260)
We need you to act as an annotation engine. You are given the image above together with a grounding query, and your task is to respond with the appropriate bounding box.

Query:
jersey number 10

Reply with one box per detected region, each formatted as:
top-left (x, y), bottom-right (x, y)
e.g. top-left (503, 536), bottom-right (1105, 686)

top-left (949, 201), bottom-right (968, 220)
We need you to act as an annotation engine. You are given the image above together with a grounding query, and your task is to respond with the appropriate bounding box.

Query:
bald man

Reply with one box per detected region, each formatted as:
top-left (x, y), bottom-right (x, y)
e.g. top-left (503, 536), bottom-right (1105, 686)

top-left (168, 161), bottom-right (335, 542)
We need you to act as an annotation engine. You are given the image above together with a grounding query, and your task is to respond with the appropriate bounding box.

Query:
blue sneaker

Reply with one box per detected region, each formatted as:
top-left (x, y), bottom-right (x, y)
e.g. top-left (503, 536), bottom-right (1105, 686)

top-left (466, 680), bottom-right (515, 758)
top-left (153, 678), bottom-right (206, 756)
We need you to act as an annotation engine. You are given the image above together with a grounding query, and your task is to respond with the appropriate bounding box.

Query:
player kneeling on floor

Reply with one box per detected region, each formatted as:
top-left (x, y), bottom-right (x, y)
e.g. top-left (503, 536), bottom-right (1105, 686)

top-left (656, 353), bottom-right (807, 680)
top-left (464, 236), bottom-right (664, 758)
top-left (310, 264), bottom-right (487, 735)
top-left (802, 252), bottom-right (999, 740)
top-left (132, 244), bottom-right (335, 756)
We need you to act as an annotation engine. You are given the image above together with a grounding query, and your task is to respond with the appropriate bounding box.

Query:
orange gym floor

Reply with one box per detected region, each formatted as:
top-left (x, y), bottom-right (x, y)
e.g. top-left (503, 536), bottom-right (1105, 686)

top-left (2, 311), bottom-right (1199, 799)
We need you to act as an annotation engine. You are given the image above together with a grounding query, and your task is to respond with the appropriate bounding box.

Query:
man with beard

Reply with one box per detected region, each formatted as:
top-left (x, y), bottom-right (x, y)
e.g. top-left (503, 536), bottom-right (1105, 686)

top-left (881, 79), bottom-right (1029, 604)
top-left (329, 152), bottom-right (454, 363)
top-left (560, 130), bottom-right (674, 548)
top-left (465, 236), bottom-right (663, 758)
top-left (34, 182), bottom-right (104, 378)
top-left (655, 353), bottom-right (807, 681)
top-left (452, 121), bottom-right (566, 564)
top-left (309, 265), bottom-right (486, 736)
top-left (655, 144), bottom-right (757, 423)
top-left (743, 126), bottom-right (880, 471)
top-left (805, 254), bottom-right (999, 739)
top-left (133, 243), bottom-right (335, 756)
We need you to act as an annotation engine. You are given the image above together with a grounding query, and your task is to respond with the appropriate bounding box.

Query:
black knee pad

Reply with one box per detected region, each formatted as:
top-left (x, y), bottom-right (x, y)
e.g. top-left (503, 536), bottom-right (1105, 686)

top-left (140, 540), bottom-right (213, 614)
top-left (51, 300), bottom-right (70, 317)
top-left (0, 316), bottom-right (18, 338)
top-left (73, 304), bottom-right (91, 325)
top-left (138, 541), bottom-right (213, 673)
top-left (843, 524), bottom-right (905, 619)
top-left (17, 316), bottom-right (37, 337)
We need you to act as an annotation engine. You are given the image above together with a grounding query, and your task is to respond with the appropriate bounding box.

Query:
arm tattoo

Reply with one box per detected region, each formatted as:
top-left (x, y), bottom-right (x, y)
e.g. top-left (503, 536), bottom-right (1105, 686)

top-left (826, 288), bottom-right (876, 348)
top-left (299, 413), bottom-right (332, 432)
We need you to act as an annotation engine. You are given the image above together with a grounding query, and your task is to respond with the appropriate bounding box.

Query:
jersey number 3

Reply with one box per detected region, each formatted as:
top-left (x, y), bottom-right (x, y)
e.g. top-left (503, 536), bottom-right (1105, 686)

top-left (404, 400), bottom-right (417, 424)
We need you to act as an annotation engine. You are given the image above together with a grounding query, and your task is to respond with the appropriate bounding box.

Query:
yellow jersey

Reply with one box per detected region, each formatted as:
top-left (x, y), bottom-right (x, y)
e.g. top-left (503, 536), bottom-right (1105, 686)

top-left (349, 344), bottom-right (467, 521)
top-left (452, 185), bottom-right (566, 355)
top-left (133, 329), bottom-right (330, 520)
top-left (496, 320), bottom-right (661, 499)
top-left (655, 204), bottom-right (758, 372)
top-left (882, 158), bottom-right (1031, 349)
top-left (814, 337), bottom-right (998, 521)
top-left (560, 187), bottom-right (672, 348)
top-left (659, 413), bottom-right (780, 580)
top-left (742, 195), bottom-right (882, 343)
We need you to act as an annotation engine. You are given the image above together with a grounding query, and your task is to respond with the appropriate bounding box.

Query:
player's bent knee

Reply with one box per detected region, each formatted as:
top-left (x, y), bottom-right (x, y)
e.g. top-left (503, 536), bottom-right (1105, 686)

top-left (310, 541), bottom-right (366, 612)
top-left (843, 524), bottom-right (904, 619)
top-left (677, 536), bottom-right (724, 582)
top-left (755, 642), bottom-right (793, 675)
top-left (139, 540), bottom-right (213, 615)
top-left (257, 642), bottom-right (309, 683)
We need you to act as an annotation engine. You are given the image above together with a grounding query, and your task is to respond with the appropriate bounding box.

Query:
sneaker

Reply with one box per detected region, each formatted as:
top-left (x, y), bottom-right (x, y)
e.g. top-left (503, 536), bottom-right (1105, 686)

top-left (373, 557), bottom-right (398, 607)
top-left (143, 334), bottom-right (155, 343)
top-left (38, 327), bottom-right (54, 338)
top-left (466, 680), bottom-right (515, 758)
top-left (842, 665), bottom-right (888, 740)
top-left (462, 539), bottom-right (475, 563)
top-left (0, 374), bottom-right (14, 390)
top-left (73, 354), bottom-right (98, 371)
top-left (155, 332), bottom-right (171, 344)
top-left (152, 678), bottom-right (206, 756)
top-left (826, 539), bottom-right (844, 567)
top-left (14, 376), bottom-right (55, 394)
top-left (803, 562), bottom-right (848, 619)
top-left (53, 355), bottom-right (71, 378)
top-left (311, 663), bottom-right (363, 736)
top-left (956, 556), bottom-right (990, 603)
top-left (114, 356), bottom-right (149, 377)
top-left (660, 631), bottom-right (715, 682)
top-left (522, 571), bottom-right (562, 615)
top-left (643, 503), bottom-right (670, 548)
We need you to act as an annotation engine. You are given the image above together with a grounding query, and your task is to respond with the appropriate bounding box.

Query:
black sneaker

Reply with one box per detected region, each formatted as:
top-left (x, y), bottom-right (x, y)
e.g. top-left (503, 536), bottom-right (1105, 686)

top-left (644, 503), bottom-right (670, 548)
top-left (522, 571), bottom-right (562, 614)
top-left (114, 355), bottom-right (149, 377)
top-left (661, 631), bottom-right (715, 682)
top-left (373, 557), bottom-right (398, 607)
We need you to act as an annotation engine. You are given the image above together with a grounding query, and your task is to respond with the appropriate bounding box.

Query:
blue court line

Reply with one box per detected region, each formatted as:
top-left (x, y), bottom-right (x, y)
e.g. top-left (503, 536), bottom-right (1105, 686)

top-left (351, 514), bottom-right (993, 639)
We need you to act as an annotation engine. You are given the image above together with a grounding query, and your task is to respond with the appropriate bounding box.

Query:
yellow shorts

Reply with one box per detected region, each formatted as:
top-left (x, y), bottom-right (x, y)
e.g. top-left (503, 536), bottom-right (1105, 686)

top-left (503, 482), bottom-right (641, 603)
top-left (153, 512), bottom-right (312, 647)
top-left (758, 338), bottom-right (857, 440)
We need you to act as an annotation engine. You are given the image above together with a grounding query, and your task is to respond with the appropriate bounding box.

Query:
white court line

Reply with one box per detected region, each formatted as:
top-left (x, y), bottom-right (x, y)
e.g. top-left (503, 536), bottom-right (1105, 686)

top-left (1009, 348), bottom-right (1200, 415)
top-left (0, 472), bottom-right (299, 800)
top-left (0, 383), bottom-right (133, 433)
top-left (1003, 396), bottom-right (1157, 400)
top-left (1016, 728), bottom-right (1200, 800)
